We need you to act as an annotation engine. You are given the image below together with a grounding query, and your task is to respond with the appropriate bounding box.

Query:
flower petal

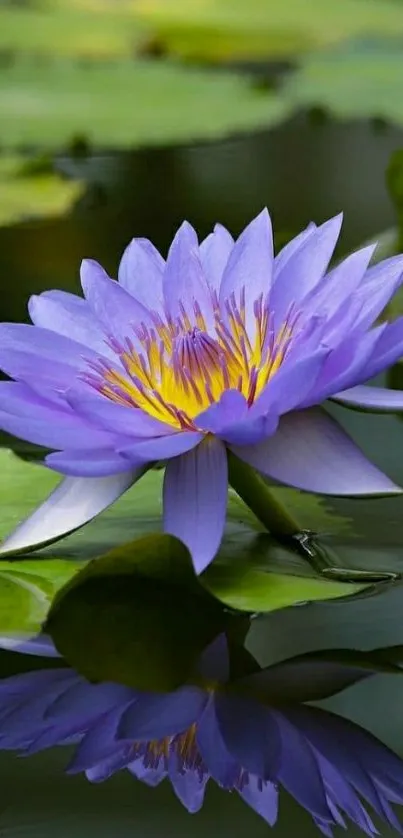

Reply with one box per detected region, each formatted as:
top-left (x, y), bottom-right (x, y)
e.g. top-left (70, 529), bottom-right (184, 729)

top-left (80, 259), bottom-right (151, 341)
top-left (0, 323), bottom-right (99, 389)
top-left (0, 382), bottom-right (119, 450)
top-left (118, 238), bottom-right (165, 310)
top-left (303, 244), bottom-right (376, 317)
top-left (199, 224), bottom-right (234, 294)
top-left (120, 431), bottom-right (203, 465)
top-left (45, 449), bottom-right (137, 477)
top-left (353, 254), bottom-right (403, 331)
top-left (238, 651), bottom-right (375, 703)
top-left (68, 704), bottom-right (133, 773)
top-left (238, 778), bottom-right (279, 826)
top-left (215, 694), bottom-right (281, 780)
top-left (254, 348), bottom-right (329, 416)
top-left (169, 763), bottom-right (208, 813)
top-left (196, 698), bottom-right (240, 787)
top-left (270, 214), bottom-right (343, 330)
top-left (197, 634), bottom-right (230, 683)
top-left (333, 385), bottom-right (403, 413)
top-left (273, 222), bottom-right (316, 277)
top-left (28, 291), bottom-right (114, 358)
top-left (274, 710), bottom-right (332, 822)
top-left (117, 687), bottom-right (207, 741)
top-left (163, 437), bottom-right (228, 574)
top-left (66, 390), bottom-right (176, 438)
top-left (231, 407), bottom-right (401, 496)
top-left (0, 470), bottom-right (140, 557)
top-left (0, 633), bottom-right (60, 657)
top-left (128, 759), bottom-right (166, 787)
top-left (163, 221), bottom-right (213, 328)
top-left (219, 209), bottom-right (273, 334)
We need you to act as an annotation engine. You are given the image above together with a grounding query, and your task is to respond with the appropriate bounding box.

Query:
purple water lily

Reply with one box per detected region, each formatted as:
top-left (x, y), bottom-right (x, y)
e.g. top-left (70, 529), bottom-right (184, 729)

top-left (0, 636), bottom-right (402, 835)
top-left (1, 211), bottom-right (403, 570)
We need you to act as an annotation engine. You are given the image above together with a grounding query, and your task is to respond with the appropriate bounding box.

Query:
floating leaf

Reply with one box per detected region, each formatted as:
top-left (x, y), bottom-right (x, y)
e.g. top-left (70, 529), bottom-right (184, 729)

top-left (0, 559), bottom-right (81, 639)
top-left (134, 0), bottom-right (403, 62)
top-left (0, 156), bottom-right (84, 226)
top-left (0, 2), bottom-right (146, 59)
top-left (283, 41), bottom-right (403, 127)
top-left (0, 58), bottom-right (288, 151)
top-left (46, 534), bottom-right (231, 690)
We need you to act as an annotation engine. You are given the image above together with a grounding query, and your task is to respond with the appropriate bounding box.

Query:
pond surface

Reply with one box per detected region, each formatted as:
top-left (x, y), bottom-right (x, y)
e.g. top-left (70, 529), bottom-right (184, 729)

top-left (1, 114), bottom-right (403, 836)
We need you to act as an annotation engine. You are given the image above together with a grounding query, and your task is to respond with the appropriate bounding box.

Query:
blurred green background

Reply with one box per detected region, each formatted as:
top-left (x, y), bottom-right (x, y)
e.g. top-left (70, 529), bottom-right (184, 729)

top-left (3, 1), bottom-right (403, 836)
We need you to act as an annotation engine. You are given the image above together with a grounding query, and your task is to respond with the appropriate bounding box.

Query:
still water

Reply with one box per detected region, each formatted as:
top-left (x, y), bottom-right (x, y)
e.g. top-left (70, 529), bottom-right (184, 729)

top-left (1, 114), bottom-right (403, 836)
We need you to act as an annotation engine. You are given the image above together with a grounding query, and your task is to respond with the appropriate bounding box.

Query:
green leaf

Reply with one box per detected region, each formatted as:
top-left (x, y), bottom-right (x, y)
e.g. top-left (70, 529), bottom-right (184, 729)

top-left (0, 2), bottom-right (147, 59)
top-left (0, 558), bottom-right (81, 637)
top-left (0, 57), bottom-right (288, 151)
top-left (0, 449), bottom-right (366, 620)
top-left (46, 534), bottom-right (232, 690)
top-left (0, 156), bottom-right (84, 227)
top-left (283, 41), bottom-right (403, 127)
top-left (134, 0), bottom-right (403, 62)
top-left (202, 533), bottom-right (366, 612)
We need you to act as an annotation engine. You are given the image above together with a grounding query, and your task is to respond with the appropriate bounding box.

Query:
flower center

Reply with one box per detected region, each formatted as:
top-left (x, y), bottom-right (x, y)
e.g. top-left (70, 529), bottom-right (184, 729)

top-left (84, 290), bottom-right (296, 430)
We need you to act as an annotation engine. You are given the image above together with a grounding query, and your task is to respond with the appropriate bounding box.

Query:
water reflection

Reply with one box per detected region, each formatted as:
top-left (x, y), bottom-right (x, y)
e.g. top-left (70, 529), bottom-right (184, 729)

top-left (0, 633), bottom-right (402, 834)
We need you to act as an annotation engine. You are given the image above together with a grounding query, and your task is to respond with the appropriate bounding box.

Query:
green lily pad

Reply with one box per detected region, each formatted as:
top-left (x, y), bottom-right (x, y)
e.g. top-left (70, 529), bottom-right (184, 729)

top-left (0, 57), bottom-right (288, 151)
top-left (0, 156), bottom-right (84, 226)
top-left (0, 558), bottom-right (81, 637)
top-left (134, 0), bottom-right (403, 62)
top-left (46, 534), bottom-right (231, 690)
top-left (283, 41), bottom-right (403, 127)
top-left (0, 2), bottom-right (146, 59)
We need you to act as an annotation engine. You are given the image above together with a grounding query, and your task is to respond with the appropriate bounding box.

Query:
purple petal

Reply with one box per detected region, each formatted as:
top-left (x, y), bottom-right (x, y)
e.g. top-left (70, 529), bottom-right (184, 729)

top-left (163, 221), bottom-right (213, 329)
top-left (238, 778), bottom-right (279, 826)
top-left (199, 224), bottom-right (234, 293)
top-left (303, 244), bottom-right (376, 317)
top-left (45, 448), bottom-right (137, 477)
top-left (0, 323), bottom-right (101, 390)
top-left (333, 385), bottom-right (403, 412)
top-left (120, 431), bottom-right (203, 466)
top-left (198, 391), bottom-right (278, 446)
top-left (274, 710), bottom-right (332, 821)
top-left (66, 390), bottom-right (176, 438)
top-left (28, 291), bottom-right (115, 359)
top-left (197, 634), bottom-right (230, 684)
top-left (0, 382), bottom-right (119, 451)
top-left (270, 214), bottom-right (343, 330)
top-left (219, 209), bottom-right (273, 335)
top-left (215, 694), bottom-right (281, 780)
top-left (68, 703), bottom-right (133, 773)
top-left (254, 348), bottom-right (329, 416)
top-left (163, 437), bottom-right (228, 574)
top-left (118, 238), bottom-right (165, 310)
top-left (353, 254), bottom-right (403, 331)
top-left (0, 633), bottom-right (60, 657)
top-left (85, 747), bottom-right (135, 782)
top-left (80, 259), bottom-right (151, 341)
top-left (196, 698), bottom-right (240, 787)
top-left (45, 680), bottom-right (131, 721)
top-left (354, 316), bottom-right (403, 381)
top-left (117, 687), bottom-right (207, 741)
top-left (0, 470), bottom-right (139, 557)
top-left (231, 407), bottom-right (401, 496)
top-left (237, 653), bottom-right (374, 703)
top-left (169, 764), bottom-right (208, 813)
top-left (273, 222), bottom-right (316, 276)
top-left (128, 758), bottom-right (167, 786)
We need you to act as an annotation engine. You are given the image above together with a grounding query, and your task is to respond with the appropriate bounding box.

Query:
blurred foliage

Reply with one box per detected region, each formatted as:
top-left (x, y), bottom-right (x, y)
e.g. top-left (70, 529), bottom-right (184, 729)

top-left (0, 58), bottom-right (288, 150)
top-left (0, 155), bottom-right (83, 225)
top-left (133, 0), bottom-right (403, 62)
top-left (283, 42), bottom-right (403, 127)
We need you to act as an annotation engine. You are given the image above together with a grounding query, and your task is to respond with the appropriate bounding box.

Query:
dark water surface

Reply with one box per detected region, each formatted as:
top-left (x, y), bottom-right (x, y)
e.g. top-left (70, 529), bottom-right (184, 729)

top-left (1, 115), bottom-right (403, 836)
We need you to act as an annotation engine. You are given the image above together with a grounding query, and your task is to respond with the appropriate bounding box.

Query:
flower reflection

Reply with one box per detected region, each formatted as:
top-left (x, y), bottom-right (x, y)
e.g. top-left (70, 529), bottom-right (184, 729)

top-left (2, 211), bottom-right (403, 570)
top-left (0, 636), bottom-right (401, 835)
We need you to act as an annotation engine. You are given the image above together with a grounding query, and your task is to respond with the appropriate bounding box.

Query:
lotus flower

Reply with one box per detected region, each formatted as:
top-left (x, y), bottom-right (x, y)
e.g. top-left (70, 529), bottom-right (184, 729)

top-left (0, 636), bottom-right (402, 836)
top-left (1, 211), bottom-right (403, 571)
